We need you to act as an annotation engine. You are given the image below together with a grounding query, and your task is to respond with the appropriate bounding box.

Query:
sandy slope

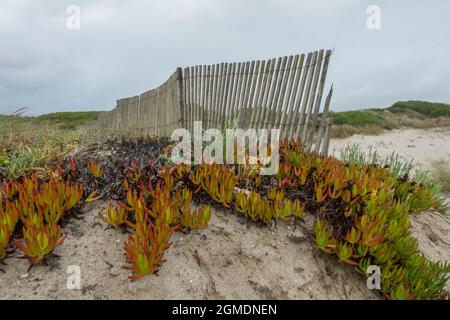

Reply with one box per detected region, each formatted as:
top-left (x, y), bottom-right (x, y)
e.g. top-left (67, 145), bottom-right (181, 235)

top-left (0, 203), bottom-right (378, 300)
top-left (330, 127), bottom-right (450, 172)
top-left (1, 127), bottom-right (449, 299)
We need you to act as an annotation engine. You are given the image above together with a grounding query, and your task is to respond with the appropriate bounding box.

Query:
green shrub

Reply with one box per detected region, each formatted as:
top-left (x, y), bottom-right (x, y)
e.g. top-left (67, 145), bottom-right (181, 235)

top-left (329, 110), bottom-right (383, 126)
top-left (389, 101), bottom-right (450, 118)
top-left (35, 112), bottom-right (98, 130)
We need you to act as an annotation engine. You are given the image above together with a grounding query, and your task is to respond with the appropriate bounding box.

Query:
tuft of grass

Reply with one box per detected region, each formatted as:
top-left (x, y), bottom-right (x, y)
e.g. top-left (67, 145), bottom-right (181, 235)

top-left (432, 161), bottom-right (450, 194)
top-left (336, 144), bottom-right (414, 178)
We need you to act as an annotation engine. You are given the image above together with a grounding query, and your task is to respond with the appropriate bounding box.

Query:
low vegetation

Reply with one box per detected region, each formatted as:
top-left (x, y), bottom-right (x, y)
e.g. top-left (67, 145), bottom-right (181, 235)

top-left (0, 111), bottom-right (106, 179)
top-left (432, 161), bottom-right (450, 195)
top-left (1, 169), bottom-right (84, 266)
top-left (330, 101), bottom-right (450, 138)
top-left (329, 110), bottom-right (384, 127)
top-left (389, 101), bottom-right (450, 118)
top-left (336, 144), bottom-right (449, 214)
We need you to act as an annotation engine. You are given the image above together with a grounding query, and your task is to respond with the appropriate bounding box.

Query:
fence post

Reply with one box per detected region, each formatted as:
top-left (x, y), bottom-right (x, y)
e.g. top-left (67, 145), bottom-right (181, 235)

top-left (176, 67), bottom-right (185, 129)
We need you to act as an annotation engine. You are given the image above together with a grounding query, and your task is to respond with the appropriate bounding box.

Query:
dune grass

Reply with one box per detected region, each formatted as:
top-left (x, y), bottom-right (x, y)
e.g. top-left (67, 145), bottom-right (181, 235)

top-left (0, 112), bottom-right (105, 179)
top-left (34, 111), bottom-right (98, 130)
top-left (432, 161), bottom-right (450, 195)
top-left (329, 110), bottom-right (384, 126)
top-left (389, 101), bottom-right (450, 118)
top-left (331, 101), bottom-right (450, 138)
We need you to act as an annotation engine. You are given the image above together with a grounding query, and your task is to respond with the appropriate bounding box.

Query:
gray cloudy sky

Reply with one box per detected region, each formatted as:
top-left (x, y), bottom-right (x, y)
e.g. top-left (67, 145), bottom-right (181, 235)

top-left (0, 0), bottom-right (449, 115)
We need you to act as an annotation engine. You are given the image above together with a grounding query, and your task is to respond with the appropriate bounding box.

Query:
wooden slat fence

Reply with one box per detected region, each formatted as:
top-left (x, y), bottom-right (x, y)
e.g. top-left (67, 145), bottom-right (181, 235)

top-left (98, 49), bottom-right (334, 155)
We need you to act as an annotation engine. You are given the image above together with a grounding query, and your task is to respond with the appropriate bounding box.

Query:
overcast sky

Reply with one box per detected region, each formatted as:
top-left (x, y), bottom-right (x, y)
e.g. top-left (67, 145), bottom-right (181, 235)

top-left (0, 0), bottom-right (449, 115)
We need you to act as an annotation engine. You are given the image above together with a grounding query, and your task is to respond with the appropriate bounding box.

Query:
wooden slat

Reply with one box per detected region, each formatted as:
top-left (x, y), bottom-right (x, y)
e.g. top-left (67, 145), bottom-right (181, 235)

top-left (216, 63), bottom-right (226, 129)
top-left (195, 66), bottom-right (200, 123)
top-left (211, 64), bottom-right (220, 128)
top-left (223, 63), bottom-right (235, 129)
top-left (151, 90), bottom-right (157, 136)
top-left (247, 60), bottom-right (261, 129)
top-left (171, 72), bottom-right (178, 133)
top-left (162, 79), bottom-right (167, 135)
top-left (322, 120), bottom-right (331, 156)
top-left (306, 49), bottom-right (332, 149)
top-left (141, 92), bottom-right (147, 135)
top-left (227, 63), bottom-right (238, 127)
top-left (234, 62), bottom-right (248, 123)
top-left (183, 67), bottom-right (191, 131)
top-left (273, 55), bottom-right (293, 130)
top-left (229, 62), bottom-right (241, 124)
top-left (198, 65), bottom-right (205, 129)
top-left (166, 76), bottom-right (172, 134)
top-left (236, 61), bottom-right (250, 126)
top-left (161, 82), bottom-right (166, 136)
top-left (191, 66), bottom-right (196, 127)
top-left (222, 63), bottom-right (234, 129)
top-left (258, 58), bottom-right (277, 129)
top-left (264, 57), bottom-right (284, 129)
top-left (189, 66), bottom-right (195, 131)
top-left (314, 85), bottom-right (333, 154)
top-left (287, 53), bottom-right (310, 138)
top-left (153, 87), bottom-right (159, 136)
top-left (301, 49), bottom-right (324, 145)
top-left (204, 65), bottom-right (211, 129)
top-left (245, 61), bottom-right (258, 127)
top-left (241, 62), bottom-right (252, 122)
top-left (293, 51), bottom-right (317, 139)
top-left (238, 60), bottom-right (255, 127)
top-left (252, 59), bottom-right (270, 129)
top-left (279, 54), bottom-right (300, 138)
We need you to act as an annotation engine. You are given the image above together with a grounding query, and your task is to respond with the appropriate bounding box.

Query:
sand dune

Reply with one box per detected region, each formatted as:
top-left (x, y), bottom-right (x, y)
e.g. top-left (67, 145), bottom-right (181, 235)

top-left (1, 128), bottom-right (449, 299)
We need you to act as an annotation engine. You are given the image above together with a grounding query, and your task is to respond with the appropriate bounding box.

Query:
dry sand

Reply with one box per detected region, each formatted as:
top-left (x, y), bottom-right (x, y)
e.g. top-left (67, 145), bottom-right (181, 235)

top-left (330, 127), bottom-right (450, 172)
top-left (1, 127), bottom-right (449, 300)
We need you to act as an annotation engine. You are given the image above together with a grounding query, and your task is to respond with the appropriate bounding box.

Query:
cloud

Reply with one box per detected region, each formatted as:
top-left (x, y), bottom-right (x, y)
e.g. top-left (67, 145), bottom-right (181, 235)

top-left (0, 0), bottom-right (449, 115)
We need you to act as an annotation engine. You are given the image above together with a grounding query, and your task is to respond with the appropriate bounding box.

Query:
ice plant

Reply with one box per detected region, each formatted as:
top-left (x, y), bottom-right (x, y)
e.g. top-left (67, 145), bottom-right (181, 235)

top-left (123, 213), bottom-right (176, 280)
top-left (99, 202), bottom-right (128, 228)
top-left (234, 191), bottom-right (273, 225)
top-left (194, 164), bottom-right (235, 207)
top-left (0, 201), bottom-right (19, 233)
top-left (87, 159), bottom-right (105, 178)
top-left (313, 220), bottom-right (336, 254)
top-left (14, 220), bottom-right (66, 265)
top-left (0, 168), bottom-right (84, 265)
top-left (180, 206), bottom-right (211, 231)
top-left (291, 199), bottom-right (306, 220)
top-left (0, 224), bottom-right (10, 262)
top-left (1, 179), bottom-right (18, 199)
